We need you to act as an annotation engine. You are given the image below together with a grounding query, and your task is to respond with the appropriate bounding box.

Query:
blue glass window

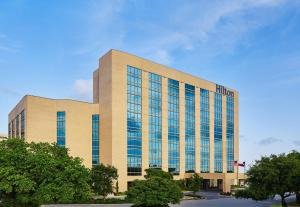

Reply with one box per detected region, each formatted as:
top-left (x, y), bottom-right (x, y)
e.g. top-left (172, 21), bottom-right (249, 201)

top-left (148, 73), bottom-right (162, 169)
top-left (20, 110), bottom-right (25, 138)
top-left (16, 115), bottom-right (19, 137)
top-left (214, 93), bottom-right (223, 173)
top-left (12, 120), bottom-right (15, 138)
top-left (127, 66), bottom-right (142, 176)
top-left (92, 114), bottom-right (100, 166)
top-left (168, 79), bottom-right (180, 174)
top-left (200, 89), bottom-right (210, 173)
top-left (226, 96), bottom-right (234, 172)
top-left (8, 123), bottom-right (11, 138)
top-left (57, 111), bottom-right (66, 147)
top-left (185, 84), bottom-right (195, 173)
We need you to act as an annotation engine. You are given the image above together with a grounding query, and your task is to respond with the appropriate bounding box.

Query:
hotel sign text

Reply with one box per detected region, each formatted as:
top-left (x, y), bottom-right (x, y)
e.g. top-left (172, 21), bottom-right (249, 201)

top-left (216, 84), bottom-right (234, 97)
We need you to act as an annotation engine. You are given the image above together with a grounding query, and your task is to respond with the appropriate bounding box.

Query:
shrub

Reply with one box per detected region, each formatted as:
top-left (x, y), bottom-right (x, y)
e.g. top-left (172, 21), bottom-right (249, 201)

top-left (127, 177), bottom-right (182, 207)
top-left (126, 169), bottom-right (183, 207)
top-left (144, 168), bottom-right (173, 180)
top-left (175, 174), bottom-right (203, 193)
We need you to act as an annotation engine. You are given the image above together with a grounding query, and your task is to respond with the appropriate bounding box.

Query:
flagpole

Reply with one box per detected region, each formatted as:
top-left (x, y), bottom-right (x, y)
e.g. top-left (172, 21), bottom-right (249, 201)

top-left (237, 161), bottom-right (239, 186)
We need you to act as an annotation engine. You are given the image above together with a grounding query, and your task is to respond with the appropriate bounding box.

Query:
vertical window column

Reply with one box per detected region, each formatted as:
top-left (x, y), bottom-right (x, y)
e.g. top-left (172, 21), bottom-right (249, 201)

top-left (226, 96), bottom-right (234, 172)
top-left (148, 73), bottom-right (162, 169)
top-left (168, 79), bottom-right (180, 174)
top-left (92, 114), bottom-right (100, 166)
top-left (8, 123), bottom-right (11, 138)
top-left (20, 110), bottom-right (25, 139)
top-left (127, 66), bottom-right (142, 176)
top-left (12, 120), bottom-right (15, 138)
top-left (57, 111), bottom-right (66, 147)
top-left (16, 115), bottom-right (19, 138)
top-left (185, 84), bottom-right (195, 173)
top-left (200, 89), bottom-right (210, 173)
top-left (214, 93), bottom-right (223, 173)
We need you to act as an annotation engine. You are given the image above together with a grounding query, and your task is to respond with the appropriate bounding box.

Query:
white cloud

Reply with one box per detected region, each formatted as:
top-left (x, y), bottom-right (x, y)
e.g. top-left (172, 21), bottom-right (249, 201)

top-left (73, 79), bottom-right (92, 102)
top-left (127, 0), bottom-right (291, 65)
top-left (152, 49), bottom-right (172, 66)
top-left (258, 137), bottom-right (282, 145)
top-left (72, 0), bottom-right (297, 66)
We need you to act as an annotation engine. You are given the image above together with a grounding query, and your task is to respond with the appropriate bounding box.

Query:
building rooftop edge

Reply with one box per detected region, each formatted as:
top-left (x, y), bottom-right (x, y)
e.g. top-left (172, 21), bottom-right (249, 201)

top-left (24, 95), bottom-right (96, 104)
top-left (109, 49), bottom-right (238, 93)
top-left (8, 95), bottom-right (97, 117)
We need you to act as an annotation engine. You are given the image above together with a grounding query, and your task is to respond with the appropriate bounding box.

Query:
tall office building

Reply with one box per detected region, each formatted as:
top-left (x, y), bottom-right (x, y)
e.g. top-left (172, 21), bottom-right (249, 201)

top-left (8, 50), bottom-right (242, 192)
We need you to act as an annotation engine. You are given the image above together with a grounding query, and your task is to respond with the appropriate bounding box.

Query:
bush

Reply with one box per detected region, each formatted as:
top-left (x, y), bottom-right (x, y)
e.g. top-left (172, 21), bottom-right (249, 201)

top-left (175, 174), bottom-right (203, 193)
top-left (144, 168), bottom-right (173, 180)
top-left (126, 169), bottom-right (183, 207)
top-left (220, 192), bottom-right (232, 196)
top-left (175, 179), bottom-right (188, 191)
top-left (234, 189), bottom-right (253, 199)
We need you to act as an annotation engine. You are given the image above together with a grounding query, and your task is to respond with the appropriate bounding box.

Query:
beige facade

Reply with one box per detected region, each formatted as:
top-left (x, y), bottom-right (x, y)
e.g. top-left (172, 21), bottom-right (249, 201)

top-left (8, 96), bottom-right (99, 168)
top-left (8, 49), bottom-right (243, 193)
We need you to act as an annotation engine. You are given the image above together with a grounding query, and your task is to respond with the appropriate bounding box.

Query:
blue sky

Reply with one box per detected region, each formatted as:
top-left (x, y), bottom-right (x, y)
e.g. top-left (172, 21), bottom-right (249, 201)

top-left (0, 0), bottom-right (299, 165)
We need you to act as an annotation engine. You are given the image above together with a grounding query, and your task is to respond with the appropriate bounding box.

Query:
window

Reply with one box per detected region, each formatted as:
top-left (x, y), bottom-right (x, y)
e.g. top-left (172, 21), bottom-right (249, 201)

top-left (168, 79), bottom-right (180, 174)
top-left (20, 110), bottom-right (25, 139)
top-left (12, 120), bottom-right (15, 138)
top-left (127, 66), bottom-right (142, 176)
top-left (92, 114), bottom-right (100, 166)
top-left (16, 115), bottom-right (19, 138)
top-left (8, 123), bottom-right (11, 138)
top-left (185, 84), bottom-right (195, 173)
top-left (226, 96), bottom-right (234, 172)
top-left (214, 93), bottom-right (223, 173)
top-left (57, 111), bottom-right (66, 147)
top-left (148, 73), bottom-right (162, 169)
top-left (200, 89), bottom-right (210, 173)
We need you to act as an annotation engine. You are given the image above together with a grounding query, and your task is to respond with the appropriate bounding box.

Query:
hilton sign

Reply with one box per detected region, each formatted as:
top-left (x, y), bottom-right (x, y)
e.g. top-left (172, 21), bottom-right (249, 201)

top-left (216, 84), bottom-right (234, 97)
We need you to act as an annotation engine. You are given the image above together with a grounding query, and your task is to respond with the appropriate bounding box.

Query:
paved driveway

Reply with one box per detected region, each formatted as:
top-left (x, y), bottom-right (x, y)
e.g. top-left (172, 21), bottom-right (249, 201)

top-left (43, 198), bottom-right (278, 207)
top-left (43, 192), bottom-right (295, 207)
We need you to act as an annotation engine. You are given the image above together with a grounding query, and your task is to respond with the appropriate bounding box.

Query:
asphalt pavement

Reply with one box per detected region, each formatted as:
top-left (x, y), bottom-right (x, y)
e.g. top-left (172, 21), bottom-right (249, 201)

top-left (43, 191), bottom-right (296, 207)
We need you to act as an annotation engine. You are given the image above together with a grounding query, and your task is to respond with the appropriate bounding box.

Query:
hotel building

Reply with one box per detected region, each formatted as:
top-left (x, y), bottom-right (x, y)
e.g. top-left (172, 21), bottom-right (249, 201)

top-left (8, 49), bottom-right (243, 192)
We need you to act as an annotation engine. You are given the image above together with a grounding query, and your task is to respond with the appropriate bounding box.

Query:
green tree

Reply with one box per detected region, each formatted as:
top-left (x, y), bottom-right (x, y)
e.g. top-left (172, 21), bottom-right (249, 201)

top-left (91, 164), bottom-right (118, 198)
top-left (287, 151), bottom-right (300, 204)
top-left (188, 174), bottom-right (203, 195)
top-left (0, 138), bottom-right (91, 207)
top-left (144, 168), bottom-right (173, 180)
top-left (235, 154), bottom-right (296, 207)
top-left (126, 169), bottom-right (183, 207)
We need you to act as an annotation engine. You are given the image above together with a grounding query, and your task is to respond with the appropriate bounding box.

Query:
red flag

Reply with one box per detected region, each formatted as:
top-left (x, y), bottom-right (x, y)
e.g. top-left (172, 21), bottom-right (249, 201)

top-left (232, 161), bottom-right (245, 167)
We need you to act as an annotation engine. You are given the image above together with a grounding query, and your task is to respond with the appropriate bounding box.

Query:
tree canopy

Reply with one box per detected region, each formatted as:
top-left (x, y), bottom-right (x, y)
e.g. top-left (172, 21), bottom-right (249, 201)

top-left (188, 174), bottom-right (203, 195)
top-left (235, 151), bottom-right (300, 207)
top-left (0, 138), bottom-right (91, 207)
top-left (287, 151), bottom-right (300, 204)
top-left (91, 163), bottom-right (118, 198)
